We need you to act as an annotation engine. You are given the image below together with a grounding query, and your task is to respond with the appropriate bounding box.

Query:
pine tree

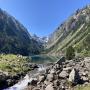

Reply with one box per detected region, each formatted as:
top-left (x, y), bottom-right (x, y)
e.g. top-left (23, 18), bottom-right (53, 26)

top-left (66, 46), bottom-right (75, 60)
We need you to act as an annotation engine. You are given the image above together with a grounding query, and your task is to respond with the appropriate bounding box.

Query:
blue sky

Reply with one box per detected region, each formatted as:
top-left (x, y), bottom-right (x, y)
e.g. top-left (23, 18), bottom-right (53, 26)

top-left (0, 0), bottom-right (90, 37)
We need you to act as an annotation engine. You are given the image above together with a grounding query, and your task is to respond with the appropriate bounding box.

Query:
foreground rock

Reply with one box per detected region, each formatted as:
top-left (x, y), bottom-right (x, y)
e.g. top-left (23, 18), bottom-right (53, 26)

top-left (68, 68), bottom-right (80, 85)
top-left (26, 57), bottom-right (90, 90)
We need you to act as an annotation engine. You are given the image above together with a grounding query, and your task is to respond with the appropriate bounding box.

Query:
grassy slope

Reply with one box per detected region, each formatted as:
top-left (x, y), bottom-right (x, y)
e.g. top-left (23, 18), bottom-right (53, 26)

top-left (46, 17), bottom-right (90, 57)
top-left (75, 85), bottom-right (90, 90)
top-left (0, 54), bottom-right (31, 75)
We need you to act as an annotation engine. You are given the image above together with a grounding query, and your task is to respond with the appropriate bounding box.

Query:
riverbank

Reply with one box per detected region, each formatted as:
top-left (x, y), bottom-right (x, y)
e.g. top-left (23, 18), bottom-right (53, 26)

top-left (5, 64), bottom-right (50, 90)
top-left (0, 54), bottom-right (39, 89)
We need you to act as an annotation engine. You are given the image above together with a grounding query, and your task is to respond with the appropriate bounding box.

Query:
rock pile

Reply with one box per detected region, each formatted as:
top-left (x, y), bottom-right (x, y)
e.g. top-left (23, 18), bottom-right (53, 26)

top-left (27, 57), bottom-right (90, 90)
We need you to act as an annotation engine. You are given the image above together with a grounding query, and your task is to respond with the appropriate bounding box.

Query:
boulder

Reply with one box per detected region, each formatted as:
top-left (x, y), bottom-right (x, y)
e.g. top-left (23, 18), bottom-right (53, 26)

top-left (28, 78), bottom-right (38, 86)
top-left (50, 69), bottom-right (56, 74)
top-left (47, 74), bottom-right (54, 82)
top-left (44, 80), bottom-right (51, 86)
top-left (81, 76), bottom-right (89, 82)
top-left (53, 64), bottom-right (61, 70)
top-left (68, 68), bottom-right (80, 84)
top-left (38, 74), bottom-right (46, 82)
top-left (63, 67), bottom-right (72, 73)
top-left (59, 70), bottom-right (68, 79)
top-left (56, 57), bottom-right (65, 65)
top-left (53, 80), bottom-right (60, 86)
top-left (45, 68), bottom-right (50, 74)
top-left (45, 83), bottom-right (54, 90)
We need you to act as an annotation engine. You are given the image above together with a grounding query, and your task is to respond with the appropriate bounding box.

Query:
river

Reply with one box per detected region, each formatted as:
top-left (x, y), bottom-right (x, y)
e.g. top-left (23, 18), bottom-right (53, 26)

top-left (4, 55), bottom-right (58, 90)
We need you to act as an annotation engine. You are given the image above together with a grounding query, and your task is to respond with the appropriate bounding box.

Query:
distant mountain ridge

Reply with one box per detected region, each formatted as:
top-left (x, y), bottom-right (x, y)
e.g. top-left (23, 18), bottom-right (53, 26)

top-left (0, 8), bottom-right (43, 55)
top-left (46, 5), bottom-right (90, 56)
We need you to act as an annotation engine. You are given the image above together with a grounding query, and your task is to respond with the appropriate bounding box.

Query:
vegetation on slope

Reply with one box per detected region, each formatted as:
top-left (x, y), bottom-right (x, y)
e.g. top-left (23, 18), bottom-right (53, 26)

top-left (0, 54), bottom-right (31, 75)
top-left (0, 9), bottom-right (43, 56)
top-left (46, 5), bottom-right (90, 56)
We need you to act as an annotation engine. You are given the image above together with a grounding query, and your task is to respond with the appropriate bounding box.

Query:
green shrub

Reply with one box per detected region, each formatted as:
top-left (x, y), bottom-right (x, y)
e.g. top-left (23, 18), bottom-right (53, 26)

top-left (66, 46), bottom-right (75, 60)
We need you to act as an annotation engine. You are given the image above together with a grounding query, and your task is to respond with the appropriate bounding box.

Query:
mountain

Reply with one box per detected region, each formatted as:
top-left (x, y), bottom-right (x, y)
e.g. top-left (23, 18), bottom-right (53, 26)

top-left (0, 8), bottom-right (43, 55)
top-left (46, 5), bottom-right (90, 56)
top-left (32, 34), bottom-right (48, 48)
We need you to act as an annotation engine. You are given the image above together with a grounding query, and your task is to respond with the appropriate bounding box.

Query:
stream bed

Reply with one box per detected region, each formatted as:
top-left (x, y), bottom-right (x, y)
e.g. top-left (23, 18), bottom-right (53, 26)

top-left (4, 64), bottom-right (46, 90)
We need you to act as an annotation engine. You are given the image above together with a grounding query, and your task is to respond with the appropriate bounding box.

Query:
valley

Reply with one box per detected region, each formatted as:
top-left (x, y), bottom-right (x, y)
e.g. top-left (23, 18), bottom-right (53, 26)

top-left (0, 4), bottom-right (89, 90)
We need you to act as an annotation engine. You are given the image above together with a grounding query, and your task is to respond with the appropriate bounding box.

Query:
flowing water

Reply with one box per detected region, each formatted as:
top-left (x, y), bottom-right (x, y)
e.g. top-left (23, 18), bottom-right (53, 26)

top-left (4, 64), bottom-right (46, 90)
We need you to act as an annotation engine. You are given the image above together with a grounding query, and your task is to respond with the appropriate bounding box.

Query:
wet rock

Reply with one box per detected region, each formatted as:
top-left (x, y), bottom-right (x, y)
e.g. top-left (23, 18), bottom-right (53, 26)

top-left (28, 78), bottom-right (38, 86)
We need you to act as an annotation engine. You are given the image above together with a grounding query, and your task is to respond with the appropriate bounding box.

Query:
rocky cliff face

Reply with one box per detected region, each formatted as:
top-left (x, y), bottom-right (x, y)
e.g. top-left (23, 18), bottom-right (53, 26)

top-left (46, 5), bottom-right (90, 56)
top-left (0, 9), bottom-right (43, 55)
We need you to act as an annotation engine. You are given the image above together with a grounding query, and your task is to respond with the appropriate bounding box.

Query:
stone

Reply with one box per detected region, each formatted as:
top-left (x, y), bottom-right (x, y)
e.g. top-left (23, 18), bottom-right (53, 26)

top-left (59, 70), bottom-right (68, 79)
top-left (68, 68), bottom-right (80, 84)
top-left (44, 80), bottom-right (51, 85)
top-left (84, 57), bottom-right (90, 63)
top-left (28, 78), bottom-right (38, 86)
top-left (38, 75), bottom-right (46, 82)
top-left (63, 67), bottom-right (72, 73)
top-left (45, 83), bottom-right (54, 90)
top-left (81, 76), bottom-right (89, 82)
top-left (45, 68), bottom-right (50, 74)
top-left (47, 74), bottom-right (54, 82)
top-left (53, 80), bottom-right (60, 86)
top-left (50, 69), bottom-right (56, 74)
top-left (56, 57), bottom-right (65, 65)
top-left (53, 64), bottom-right (60, 70)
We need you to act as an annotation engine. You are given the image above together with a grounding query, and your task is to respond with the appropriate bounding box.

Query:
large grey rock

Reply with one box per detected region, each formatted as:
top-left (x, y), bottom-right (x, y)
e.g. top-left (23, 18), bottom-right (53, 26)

top-left (53, 80), bottom-right (60, 86)
top-left (53, 64), bottom-right (61, 70)
top-left (45, 83), bottom-right (54, 90)
top-left (63, 67), bottom-right (72, 73)
top-left (38, 74), bottom-right (46, 82)
top-left (81, 76), bottom-right (89, 82)
top-left (47, 74), bottom-right (54, 82)
top-left (28, 78), bottom-right (38, 86)
top-left (45, 68), bottom-right (50, 74)
top-left (56, 57), bottom-right (65, 65)
top-left (59, 70), bottom-right (68, 79)
top-left (50, 69), bottom-right (56, 74)
top-left (84, 57), bottom-right (90, 63)
top-left (68, 68), bottom-right (80, 84)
